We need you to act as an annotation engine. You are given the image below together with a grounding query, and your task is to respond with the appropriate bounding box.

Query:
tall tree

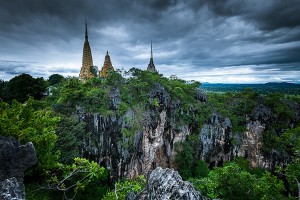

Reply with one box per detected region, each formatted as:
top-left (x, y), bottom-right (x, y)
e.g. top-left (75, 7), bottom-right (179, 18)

top-left (3, 73), bottom-right (47, 103)
top-left (48, 74), bottom-right (65, 86)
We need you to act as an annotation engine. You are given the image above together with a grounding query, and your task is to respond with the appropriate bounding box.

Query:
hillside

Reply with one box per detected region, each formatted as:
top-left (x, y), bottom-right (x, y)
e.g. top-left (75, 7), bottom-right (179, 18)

top-left (1, 70), bottom-right (300, 199)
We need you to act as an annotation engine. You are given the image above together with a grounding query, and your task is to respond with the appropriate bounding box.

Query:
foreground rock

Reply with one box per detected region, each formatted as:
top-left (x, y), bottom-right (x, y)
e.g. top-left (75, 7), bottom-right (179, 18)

top-left (0, 135), bottom-right (37, 200)
top-left (0, 177), bottom-right (25, 200)
top-left (127, 167), bottom-right (207, 200)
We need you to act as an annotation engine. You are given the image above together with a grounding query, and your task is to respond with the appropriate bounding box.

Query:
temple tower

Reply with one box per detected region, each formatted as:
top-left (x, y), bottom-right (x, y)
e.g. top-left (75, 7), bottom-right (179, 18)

top-left (147, 41), bottom-right (157, 72)
top-left (100, 51), bottom-right (114, 77)
top-left (79, 20), bottom-right (95, 79)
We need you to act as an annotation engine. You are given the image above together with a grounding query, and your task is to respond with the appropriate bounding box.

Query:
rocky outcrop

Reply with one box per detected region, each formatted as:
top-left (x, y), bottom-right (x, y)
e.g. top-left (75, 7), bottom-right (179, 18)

top-left (233, 118), bottom-right (265, 167)
top-left (196, 89), bottom-right (207, 103)
top-left (79, 81), bottom-right (299, 180)
top-left (127, 167), bottom-right (207, 200)
top-left (250, 104), bottom-right (271, 123)
top-left (78, 83), bottom-right (275, 180)
top-left (78, 84), bottom-right (195, 180)
top-left (0, 135), bottom-right (37, 200)
top-left (200, 113), bottom-right (231, 167)
top-left (233, 104), bottom-right (279, 168)
top-left (0, 136), bottom-right (37, 182)
top-left (0, 177), bottom-right (25, 200)
top-left (199, 104), bottom-right (279, 168)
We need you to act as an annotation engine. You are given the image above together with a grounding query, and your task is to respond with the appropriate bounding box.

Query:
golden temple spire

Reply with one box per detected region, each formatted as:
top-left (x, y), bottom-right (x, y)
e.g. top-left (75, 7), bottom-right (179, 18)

top-left (79, 19), bottom-right (95, 79)
top-left (85, 18), bottom-right (88, 40)
top-left (100, 50), bottom-right (114, 77)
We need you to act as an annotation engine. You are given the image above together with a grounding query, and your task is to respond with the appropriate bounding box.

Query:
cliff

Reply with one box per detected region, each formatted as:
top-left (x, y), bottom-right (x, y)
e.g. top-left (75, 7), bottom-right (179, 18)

top-left (49, 70), bottom-right (299, 181)
top-left (77, 82), bottom-right (300, 180)
top-left (77, 83), bottom-right (202, 180)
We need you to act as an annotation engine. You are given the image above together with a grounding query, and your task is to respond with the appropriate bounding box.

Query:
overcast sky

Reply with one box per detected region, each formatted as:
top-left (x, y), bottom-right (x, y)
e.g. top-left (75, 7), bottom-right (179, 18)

top-left (0, 0), bottom-right (300, 83)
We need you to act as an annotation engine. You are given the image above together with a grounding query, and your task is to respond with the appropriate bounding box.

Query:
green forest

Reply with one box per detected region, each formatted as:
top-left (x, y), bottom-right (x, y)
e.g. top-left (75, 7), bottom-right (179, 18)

top-left (1, 70), bottom-right (300, 200)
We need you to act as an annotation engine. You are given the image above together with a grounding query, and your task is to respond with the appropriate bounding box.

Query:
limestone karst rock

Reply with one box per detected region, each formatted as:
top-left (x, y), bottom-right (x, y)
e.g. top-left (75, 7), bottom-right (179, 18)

top-left (196, 89), bottom-right (207, 103)
top-left (199, 111), bottom-right (267, 168)
top-left (0, 135), bottom-right (37, 200)
top-left (200, 113), bottom-right (232, 167)
top-left (0, 177), bottom-right (25, 200)
top-left (78, 83), bottom-right (193, 180)
top-left (78, 80), bottom-right (299, 180)
top-left (126, 167), bottom-right (207, 200)
top-left (0, 135), bottom-right (37, 182)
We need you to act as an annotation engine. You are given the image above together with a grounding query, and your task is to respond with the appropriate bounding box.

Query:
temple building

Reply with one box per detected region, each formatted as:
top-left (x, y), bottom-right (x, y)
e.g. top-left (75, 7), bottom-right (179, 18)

top-left (147, 41), bottom-right (157, 72)
top-left (80, 21), bottom-right (158, 78)
top-left (100, 51), bottom-right (114, 77)
top-left (79, 20), bottom-right (95, 79)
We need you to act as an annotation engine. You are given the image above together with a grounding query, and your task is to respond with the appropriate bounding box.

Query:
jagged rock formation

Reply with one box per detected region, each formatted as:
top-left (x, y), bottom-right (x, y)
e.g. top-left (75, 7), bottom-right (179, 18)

top-left (78, 80), bottom-right (300, 179)
top-left (195, 89), bottom-right (207, 103)
top-left (200, 113), bottom-right (232, 167)
top-left (199, 106), bottom-right (270, 168)
top-left (126, 167), bottom-right (207, 200)
top-left (199, 102), bottom-right (300, 169)
top-left (0, 177), bottom-right (25, 200)
top-left (0, 136), bottom-right (37, 182)
top-left (78, 85), bottom-right (269, 179)
top-left (0, 135), bottom-right (37, 200)
top-left (78, 83), bottom-right (194, 180)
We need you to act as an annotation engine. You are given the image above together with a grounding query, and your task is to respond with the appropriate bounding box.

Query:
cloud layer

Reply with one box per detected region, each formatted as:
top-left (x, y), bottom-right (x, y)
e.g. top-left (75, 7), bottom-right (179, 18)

top-left (0, 0), bottom-right (299, 83)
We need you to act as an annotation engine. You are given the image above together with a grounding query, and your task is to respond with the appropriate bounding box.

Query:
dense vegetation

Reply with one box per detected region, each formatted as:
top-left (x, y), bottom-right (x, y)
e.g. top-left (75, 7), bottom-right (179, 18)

top-left (0, 71), bottom-right (300, 199)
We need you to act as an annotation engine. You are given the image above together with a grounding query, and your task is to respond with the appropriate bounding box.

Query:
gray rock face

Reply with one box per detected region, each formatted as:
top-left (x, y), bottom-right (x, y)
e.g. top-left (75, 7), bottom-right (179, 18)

top-left (0, 136), bottom-right (37, 182)
top-left (200, 113), bottom-right (232, 167)
top-left (200, 112), bottom-right (267, 168)
top-left (0, 177), bottom-right (25, 200)
top-left (233, 118), bottom-right (265, 167)
top-left (250, 104), bottom-right (271, 123)
top-left (196, 89), bottom-right (207, 103)
top-left (0, 135), bottom-right (37, 200)
top-left (148, 83), bottom-right (171, 111)
top-left (129, 167), bottom-right (207, 200)
top-left (108, 87), bottom-right (121, 110)
top-left (79, 84), bottom-right (194, 180)
top-left (79, 82), bottom-right (300, 179)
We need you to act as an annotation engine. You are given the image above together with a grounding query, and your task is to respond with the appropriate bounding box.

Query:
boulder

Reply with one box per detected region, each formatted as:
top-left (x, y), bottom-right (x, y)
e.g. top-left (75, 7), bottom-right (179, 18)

top-left (0, 135), bottom-right (37, 182)
top-left (0, 177), bottom-right (25, 200)
top-left (196, 89), bottom-right (207, 102)
top-left (128, 167), bottom-right (207, 200)
top-left (0, 135), bottom-right (37, 200)
top-left (250, 104), bottom-right (271, 123)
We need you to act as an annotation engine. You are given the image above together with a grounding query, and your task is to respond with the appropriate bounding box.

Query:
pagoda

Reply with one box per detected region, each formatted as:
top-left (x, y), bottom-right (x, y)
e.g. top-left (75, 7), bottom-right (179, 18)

top-left (147, 41), bottom-right (157, 72)
top-left (100, 51), bottom-right (114, 77)
top-left (79, 20), bottom-right (95, 79)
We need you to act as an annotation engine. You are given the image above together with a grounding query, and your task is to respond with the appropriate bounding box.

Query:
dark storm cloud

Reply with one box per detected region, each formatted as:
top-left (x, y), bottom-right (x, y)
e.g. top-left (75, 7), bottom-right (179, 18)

top-left (47, 68), bottom-right (78, 73)
top-left (0, 0), bottom-right (299, 83)
top-left (203, 0), bottom-right (300, 31)
top-left (0, 61), bottom-right (32, 74)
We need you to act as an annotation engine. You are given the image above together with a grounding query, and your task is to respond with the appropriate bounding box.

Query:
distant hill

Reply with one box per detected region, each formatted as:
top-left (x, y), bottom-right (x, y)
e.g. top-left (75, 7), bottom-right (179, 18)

top-left (264, 82), bottom-right (299, 87)
top-left (200, 82), bottom-right (300, 95)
